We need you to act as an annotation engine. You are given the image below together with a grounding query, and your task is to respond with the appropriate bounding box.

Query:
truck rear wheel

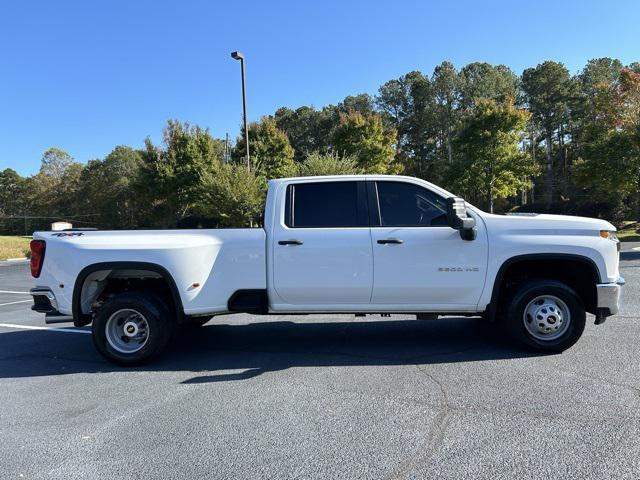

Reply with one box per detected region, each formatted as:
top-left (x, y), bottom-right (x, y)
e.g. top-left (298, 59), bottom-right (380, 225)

top-left (92, 291), bottom-right (175, 366)
top-left (504, 279), bottom-right (586, 353)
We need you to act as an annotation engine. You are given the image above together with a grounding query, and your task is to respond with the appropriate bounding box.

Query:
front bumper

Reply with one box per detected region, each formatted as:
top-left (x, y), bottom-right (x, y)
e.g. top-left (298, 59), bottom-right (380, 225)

top-left (596, 276), bottom-right (625, 317)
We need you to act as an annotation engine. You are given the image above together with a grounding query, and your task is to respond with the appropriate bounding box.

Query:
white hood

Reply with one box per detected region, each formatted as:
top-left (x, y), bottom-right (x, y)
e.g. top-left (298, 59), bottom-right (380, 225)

top-left (483, 213), bottom-right (615, 235)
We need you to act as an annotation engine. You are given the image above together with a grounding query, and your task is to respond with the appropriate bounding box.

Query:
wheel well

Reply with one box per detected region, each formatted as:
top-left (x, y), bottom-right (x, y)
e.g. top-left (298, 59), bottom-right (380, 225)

top-left (73, 263), bottom-right (184, 327)
top-left (491, 256), bottom-right (599, 317)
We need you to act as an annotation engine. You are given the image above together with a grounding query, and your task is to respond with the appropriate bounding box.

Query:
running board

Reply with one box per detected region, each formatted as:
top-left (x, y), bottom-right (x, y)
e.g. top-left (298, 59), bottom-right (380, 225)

top-left (45, 314), bottom-right (75, 324)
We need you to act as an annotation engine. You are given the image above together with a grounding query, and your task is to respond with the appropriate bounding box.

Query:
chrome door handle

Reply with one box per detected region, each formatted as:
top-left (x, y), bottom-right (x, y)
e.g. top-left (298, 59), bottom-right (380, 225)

top-left (278, 239), bottom-right (303, 246)
top-left (377, 238), bottom-right (403, 245)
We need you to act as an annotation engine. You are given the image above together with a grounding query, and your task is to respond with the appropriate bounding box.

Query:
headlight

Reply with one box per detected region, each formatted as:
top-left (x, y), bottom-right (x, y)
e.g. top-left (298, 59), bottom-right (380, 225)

top-left (600, 230), bottom-right (619, 241)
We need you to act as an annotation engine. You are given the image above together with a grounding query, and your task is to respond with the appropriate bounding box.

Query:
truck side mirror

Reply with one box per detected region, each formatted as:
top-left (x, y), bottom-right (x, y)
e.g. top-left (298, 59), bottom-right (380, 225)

top-left (446, 197), bottom-right (476, 241)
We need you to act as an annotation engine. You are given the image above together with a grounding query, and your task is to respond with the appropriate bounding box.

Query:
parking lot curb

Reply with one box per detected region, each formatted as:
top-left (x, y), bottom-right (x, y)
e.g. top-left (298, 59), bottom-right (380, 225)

top-left (0, 259), bottom-right (29, 268)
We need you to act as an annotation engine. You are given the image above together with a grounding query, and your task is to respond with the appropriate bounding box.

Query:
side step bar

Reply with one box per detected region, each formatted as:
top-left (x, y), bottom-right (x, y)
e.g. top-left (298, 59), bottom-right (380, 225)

top-left (45, 314), bottom-right (75, 324)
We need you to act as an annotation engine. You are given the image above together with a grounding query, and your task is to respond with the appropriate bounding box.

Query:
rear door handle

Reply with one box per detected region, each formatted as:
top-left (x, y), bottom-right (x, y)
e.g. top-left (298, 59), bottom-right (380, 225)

top-left (278, 239), bottom-right (303, 246)
top-left (377, 238), bottom-right (403, 245)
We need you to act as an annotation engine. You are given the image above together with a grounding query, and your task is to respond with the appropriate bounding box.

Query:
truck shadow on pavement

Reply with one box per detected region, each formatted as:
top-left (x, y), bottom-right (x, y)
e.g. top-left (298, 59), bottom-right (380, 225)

top-left (0, 317), bottom-right (542, 381)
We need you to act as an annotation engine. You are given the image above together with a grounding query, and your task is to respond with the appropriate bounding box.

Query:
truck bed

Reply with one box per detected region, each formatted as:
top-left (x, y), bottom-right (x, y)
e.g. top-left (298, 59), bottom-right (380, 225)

top-left (33, 229), bottom-right (267, 316)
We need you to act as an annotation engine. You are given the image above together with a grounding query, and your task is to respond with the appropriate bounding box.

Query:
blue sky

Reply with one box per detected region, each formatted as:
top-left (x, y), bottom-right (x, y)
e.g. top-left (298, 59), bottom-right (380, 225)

top-left (1, 0), bottom-right (639, 176)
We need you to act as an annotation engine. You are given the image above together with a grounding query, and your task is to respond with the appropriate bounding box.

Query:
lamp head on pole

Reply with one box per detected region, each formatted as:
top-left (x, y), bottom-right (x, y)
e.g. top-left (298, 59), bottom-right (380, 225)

top-left (231, 51), bottom-right (244, 61)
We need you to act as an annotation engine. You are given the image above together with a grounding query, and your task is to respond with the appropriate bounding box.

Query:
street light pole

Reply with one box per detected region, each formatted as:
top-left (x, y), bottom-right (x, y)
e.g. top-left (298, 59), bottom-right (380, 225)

top-left (231, 51), bottom-right (250, 171)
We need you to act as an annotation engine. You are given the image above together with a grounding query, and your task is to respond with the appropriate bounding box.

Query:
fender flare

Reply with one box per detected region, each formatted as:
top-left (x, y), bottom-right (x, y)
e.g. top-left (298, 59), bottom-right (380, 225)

top-left (485, 253), bottom-right (601, 321)
top-left (72, 261), bottom-right (184, 327)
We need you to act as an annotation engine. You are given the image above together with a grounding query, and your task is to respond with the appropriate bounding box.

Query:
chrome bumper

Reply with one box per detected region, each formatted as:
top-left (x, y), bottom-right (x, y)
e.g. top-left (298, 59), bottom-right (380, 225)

top-left (596, 277), bottom-right (625, 316)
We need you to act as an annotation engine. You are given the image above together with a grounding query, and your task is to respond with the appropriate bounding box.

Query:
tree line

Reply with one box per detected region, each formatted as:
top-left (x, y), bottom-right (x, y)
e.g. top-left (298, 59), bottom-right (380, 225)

top-left (1, 57), bottom-right (639, 234)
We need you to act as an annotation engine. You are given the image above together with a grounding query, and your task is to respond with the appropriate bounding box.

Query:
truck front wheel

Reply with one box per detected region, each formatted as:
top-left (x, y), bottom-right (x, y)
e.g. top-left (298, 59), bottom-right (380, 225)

top-left (92, 291), bottom-right (174, 366)
top-left (504, 279), bottom-right (586, 353)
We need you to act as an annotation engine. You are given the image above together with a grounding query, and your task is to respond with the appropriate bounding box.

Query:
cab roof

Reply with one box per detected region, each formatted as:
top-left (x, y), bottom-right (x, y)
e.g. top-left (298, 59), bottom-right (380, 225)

top-left (269, 175), bottom-right (456, 199)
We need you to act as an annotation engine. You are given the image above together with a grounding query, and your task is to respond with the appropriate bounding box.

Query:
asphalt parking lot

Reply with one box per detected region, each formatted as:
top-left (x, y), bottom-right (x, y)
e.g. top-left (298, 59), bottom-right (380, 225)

top-left (1, 247), bottom-right (639, 480)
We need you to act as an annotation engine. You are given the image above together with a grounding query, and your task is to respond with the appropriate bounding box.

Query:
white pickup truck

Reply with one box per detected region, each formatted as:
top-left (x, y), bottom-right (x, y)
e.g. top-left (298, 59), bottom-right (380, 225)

top-left (29, 175), bottom-right (624, 365)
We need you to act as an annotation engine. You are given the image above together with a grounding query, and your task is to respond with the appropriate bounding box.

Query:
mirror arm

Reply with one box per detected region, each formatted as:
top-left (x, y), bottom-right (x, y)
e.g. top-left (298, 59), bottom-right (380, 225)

top-left (446, 196), bottom-right (477, 240)
top-left (459, 227), bottom-right (477, 241)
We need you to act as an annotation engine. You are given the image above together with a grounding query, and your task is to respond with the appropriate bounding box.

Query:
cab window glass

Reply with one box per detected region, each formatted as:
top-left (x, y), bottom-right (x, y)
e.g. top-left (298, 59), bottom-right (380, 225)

top-left (285, 182), bottom-right (365, 227)
top-left (376, 181), bottom-right (447, 227)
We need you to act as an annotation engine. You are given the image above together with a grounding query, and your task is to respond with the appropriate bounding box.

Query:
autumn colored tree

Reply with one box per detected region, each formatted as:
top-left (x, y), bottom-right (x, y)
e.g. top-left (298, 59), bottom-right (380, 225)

top-left (574, 68), bottom-right (640, 219)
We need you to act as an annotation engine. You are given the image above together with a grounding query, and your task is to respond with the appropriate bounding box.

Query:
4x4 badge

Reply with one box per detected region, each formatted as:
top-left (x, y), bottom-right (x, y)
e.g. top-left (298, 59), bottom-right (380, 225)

top-left (438, 266), bottom-right (479, 272)
top-left (51, 232), bottom-right (84, 237)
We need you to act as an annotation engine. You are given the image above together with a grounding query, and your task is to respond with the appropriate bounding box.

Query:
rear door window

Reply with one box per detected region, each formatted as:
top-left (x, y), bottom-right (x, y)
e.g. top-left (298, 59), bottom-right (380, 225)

top-left (285, 181), bottom-right (367, 228)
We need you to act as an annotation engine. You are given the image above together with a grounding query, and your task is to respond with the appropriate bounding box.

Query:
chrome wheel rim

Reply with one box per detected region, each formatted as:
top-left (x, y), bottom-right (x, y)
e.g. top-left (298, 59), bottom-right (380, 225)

top-left (523, 295), bottom-right (570, 341)
top-left (105, 309), bottom-right (149, 354)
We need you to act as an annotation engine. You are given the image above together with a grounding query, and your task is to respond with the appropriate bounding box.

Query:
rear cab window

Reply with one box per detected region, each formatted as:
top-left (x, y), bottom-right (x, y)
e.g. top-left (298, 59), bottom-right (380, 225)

top-left (285, 181), bottom-right (368, 228)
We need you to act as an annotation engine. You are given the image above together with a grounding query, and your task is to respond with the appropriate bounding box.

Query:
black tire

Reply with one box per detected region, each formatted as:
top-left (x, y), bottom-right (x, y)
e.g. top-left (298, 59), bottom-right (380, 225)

top-left (503, 279), bottom-right (586, 352)
top-left (92, 291), bottom-right (175, 366)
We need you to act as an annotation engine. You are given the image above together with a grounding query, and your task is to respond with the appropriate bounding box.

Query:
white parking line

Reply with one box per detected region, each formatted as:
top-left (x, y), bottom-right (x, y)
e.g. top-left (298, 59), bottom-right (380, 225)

top-left (0, 323), bottom-right (90, 334)
top-left (0, 299), bottom-right (33, 307)
top-left (0, 290), bottom-right (30, 294)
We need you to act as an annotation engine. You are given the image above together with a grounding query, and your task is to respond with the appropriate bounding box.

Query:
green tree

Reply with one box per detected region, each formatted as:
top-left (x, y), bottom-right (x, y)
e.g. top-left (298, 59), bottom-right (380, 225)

top-left (0, 169), bottom-right (25, 216)
top-left (338, 94), bottom-right (375, 115)
top-left (521, 61), bottom-right (575, 207)
top-left (274, 105), bottom-right (338, 162)
top-left (376, 74), bottom-right (414, 170)
top-left (451, 99), bottom-right (538, 213)
top-left (376, 71), bottom-right (439, 179)
top-left (6, 57), bottom-right (638, 235)
top-left (22, 148), bottom-right (84, 231)
top-left (458, 62), bottom-right (518, 110)
top-left (0, 169), bottom-right (27, 234)
top-left (234, 117), bottom-right (297, 179)
top-left (332, 111), bottom-right (399, 174)
top-left (78, 146), bottom-right (144, 228)
top-left (432, 61), bottom-right (460, 166)
top-left (139, 120), bottom-right (223, 225)
top-left (200, 164), bottom-right (265, 227)
top-left (23, 172), bottom-right (59, 231)
top-left (40, 147), bottom-right (75, 178)
top-left (579, 58), bottom-right (624, 96)
top-left (55, 162), bottom-right (85, 220)
top-left (298, 151), bottom-right (363, 176)
top-left (377, 77), bottom-right (412, 129)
